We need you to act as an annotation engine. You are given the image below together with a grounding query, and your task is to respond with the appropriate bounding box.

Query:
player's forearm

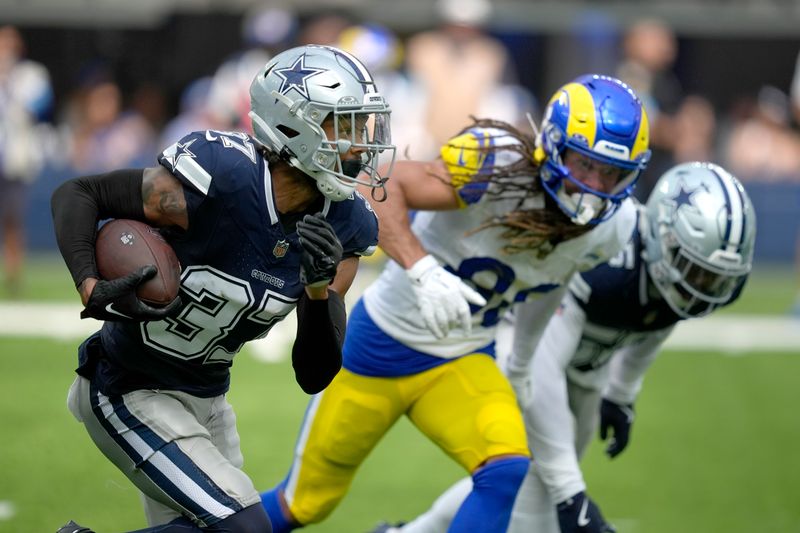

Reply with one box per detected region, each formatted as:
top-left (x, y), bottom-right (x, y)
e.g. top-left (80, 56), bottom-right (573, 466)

top-left (361, 165), bottom-right (422, 267)
top-left (51, 169), bottom-right (145, 289)
top-left (291, 290), bottom-right (346, 394)
top-left (377, 209), bottom-right (427, 268)
top-left (368, 160), bottom-right (459, 268)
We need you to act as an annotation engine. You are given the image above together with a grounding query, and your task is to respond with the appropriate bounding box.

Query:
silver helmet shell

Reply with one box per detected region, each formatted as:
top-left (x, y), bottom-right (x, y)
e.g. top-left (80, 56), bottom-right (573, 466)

top-left (249, 44), bottom-right (395, 201)
top-left (642, 162), bottom-right (756, 318)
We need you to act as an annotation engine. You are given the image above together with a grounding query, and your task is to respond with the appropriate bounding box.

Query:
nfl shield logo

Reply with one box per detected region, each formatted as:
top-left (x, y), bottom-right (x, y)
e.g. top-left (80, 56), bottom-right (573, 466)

top-left (272, 239), bottom-right (290, 258)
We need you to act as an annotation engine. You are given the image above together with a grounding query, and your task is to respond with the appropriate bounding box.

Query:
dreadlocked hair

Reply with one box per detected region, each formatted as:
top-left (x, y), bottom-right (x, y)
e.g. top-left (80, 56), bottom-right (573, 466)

top-left (440, 117), bottom-right (594, 258)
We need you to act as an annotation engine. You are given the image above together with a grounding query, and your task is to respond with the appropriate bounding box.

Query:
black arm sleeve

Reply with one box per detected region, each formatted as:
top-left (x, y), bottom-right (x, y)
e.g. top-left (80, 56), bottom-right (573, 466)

top-left (291, 290), bottom-right (347, 394)
top-left (50, 169), bottom-right (145, 288)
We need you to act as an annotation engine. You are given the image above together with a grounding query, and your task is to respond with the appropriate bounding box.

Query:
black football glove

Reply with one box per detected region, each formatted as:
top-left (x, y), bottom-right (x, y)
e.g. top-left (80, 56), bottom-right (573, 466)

top-left (557, 491), bottom-right (616, 533)
top-left (296, 213), bottom-right (343, 288)
top-left (599, 398), bottom-right (635, 459)
top-left (80, 265), bottom-right (182, 322)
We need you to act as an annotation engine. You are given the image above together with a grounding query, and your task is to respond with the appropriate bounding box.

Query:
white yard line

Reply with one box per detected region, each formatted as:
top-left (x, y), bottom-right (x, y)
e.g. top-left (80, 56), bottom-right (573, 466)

top-left (0, 302), bottom-right (102, 340)
top-left (0, 301), bottom-right (299, 361)
top-left (0, 302), bottom-right (797, 355)
top-left (668, 314), bottom-right (800, 354)
top-left (0, 500), bottom-right (16, 521)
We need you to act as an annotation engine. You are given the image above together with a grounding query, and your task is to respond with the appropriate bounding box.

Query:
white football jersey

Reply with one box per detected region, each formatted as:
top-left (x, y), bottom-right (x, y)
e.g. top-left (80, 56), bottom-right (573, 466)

top-left (363, 127), bottom-right (636, 358)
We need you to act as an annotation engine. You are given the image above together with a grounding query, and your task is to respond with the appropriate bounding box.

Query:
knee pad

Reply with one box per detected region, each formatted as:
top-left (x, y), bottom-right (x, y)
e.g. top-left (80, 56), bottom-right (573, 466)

top-left (315, 397), bottom-right (389, 467)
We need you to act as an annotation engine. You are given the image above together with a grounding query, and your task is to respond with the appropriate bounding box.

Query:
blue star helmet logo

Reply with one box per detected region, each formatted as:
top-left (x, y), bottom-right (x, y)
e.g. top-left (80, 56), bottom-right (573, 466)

top-left (672, 181), bottom-right (709, 211)
top-left (274, 55), bottom-right (326, 100)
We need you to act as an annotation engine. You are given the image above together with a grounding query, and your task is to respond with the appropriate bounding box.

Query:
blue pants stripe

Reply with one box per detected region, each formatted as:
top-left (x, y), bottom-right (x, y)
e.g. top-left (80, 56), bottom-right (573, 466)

top-left (88, 383), bottom-right (244, 524)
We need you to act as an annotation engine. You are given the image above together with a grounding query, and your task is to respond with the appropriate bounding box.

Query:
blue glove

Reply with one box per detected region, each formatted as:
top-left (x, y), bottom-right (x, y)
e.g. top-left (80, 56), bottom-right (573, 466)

top-left (556, 491), bottom-right (616, 533)
top-left (599, 398), bottom-right (635, 458)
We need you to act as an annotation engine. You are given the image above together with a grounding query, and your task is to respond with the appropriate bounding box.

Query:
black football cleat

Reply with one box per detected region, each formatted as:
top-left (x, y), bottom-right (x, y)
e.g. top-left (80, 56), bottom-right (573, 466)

top-left (56, 520), bottom-right (95, 533)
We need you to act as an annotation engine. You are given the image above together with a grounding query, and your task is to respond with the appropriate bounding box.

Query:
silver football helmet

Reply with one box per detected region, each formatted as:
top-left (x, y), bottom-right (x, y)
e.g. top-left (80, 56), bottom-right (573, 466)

top-left (249, 44), bottom-right (395, 201)
top-left (642, 162), bottom-right (756, 318)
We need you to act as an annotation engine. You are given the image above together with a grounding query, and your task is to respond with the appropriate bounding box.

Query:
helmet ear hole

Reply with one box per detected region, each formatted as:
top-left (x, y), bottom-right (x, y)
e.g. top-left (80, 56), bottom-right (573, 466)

top-left (277, 125), bottom-right (299, 138)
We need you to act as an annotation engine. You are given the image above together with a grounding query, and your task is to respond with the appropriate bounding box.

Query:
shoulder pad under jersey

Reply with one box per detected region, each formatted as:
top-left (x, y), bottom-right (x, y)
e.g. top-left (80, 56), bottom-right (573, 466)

top-left (440, 126), bottom-right (522, 205)
top-left (158, 130), bottom-right (261, 197)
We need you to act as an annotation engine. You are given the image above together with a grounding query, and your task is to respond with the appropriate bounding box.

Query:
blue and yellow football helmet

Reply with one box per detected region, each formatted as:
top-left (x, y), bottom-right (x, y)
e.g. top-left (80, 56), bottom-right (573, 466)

top-left (537, 74), bottom-right (651, 225)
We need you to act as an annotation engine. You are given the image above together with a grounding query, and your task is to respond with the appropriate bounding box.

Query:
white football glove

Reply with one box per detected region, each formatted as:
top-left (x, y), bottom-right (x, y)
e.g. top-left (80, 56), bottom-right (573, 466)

top-left (502, 354), bottom-right (532, 409)
top-left (406, 255), bottom-right (487, 339)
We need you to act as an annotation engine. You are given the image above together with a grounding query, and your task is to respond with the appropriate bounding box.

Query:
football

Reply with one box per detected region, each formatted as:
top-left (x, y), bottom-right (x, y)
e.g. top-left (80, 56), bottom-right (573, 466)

top-left (95, 219), bottom-right (182, 306)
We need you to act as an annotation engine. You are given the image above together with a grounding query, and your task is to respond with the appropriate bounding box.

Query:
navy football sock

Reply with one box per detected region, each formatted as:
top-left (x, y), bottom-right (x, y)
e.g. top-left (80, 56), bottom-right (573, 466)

top-left (448, 456), bottom-right (530, 533)
top-left (261, 487), bottom-right (295, 533)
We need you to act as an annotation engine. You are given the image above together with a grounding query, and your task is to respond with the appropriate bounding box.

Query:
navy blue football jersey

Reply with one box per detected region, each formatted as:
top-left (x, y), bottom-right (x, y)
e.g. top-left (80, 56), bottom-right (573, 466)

top-left (565, 209), bottom-right (748, 373)
top-left (563, 211), bottom-right (679, 372)
top-left (84, 130), bottom-right (378, 397)
top-left (569, 212), bottom-right (680, 334)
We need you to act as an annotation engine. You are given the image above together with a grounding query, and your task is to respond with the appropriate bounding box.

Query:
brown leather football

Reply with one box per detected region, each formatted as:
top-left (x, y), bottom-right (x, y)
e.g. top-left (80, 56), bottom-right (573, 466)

top-left (95, 219), bottom-right (181, 306)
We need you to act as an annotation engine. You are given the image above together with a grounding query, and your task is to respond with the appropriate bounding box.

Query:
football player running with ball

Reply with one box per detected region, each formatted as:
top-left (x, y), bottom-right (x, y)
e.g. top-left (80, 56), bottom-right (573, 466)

top-left (259, 74), bottom-right (651, 533)
top-left (386, 162), bottom-right (756, 533)
top-left (51, 45), bottom-right (395, 533)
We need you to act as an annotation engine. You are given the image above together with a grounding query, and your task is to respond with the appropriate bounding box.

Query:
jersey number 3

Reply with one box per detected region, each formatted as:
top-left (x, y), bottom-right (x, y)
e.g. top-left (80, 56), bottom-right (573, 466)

top-left (140, 265), bottom-right (295, 364)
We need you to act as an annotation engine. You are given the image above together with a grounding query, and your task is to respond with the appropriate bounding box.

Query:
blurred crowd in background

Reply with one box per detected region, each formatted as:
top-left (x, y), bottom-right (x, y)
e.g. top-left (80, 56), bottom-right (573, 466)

top-left (1, 0), bottom-right (800, 303)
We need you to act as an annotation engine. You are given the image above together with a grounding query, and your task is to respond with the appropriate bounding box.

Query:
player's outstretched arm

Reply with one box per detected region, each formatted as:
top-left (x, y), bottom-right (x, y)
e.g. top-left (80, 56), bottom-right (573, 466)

top-left (360, 160), bottom-right (486, 338)
top-left (363, 159), bottom-right (460, 267)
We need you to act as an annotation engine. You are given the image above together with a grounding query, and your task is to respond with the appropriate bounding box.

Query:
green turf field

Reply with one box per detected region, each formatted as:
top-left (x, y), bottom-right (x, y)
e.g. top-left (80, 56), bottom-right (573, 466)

top-left (0, 255), bottom-right (798, 532)
top-left (1, 338), bottom-right (799, 532)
